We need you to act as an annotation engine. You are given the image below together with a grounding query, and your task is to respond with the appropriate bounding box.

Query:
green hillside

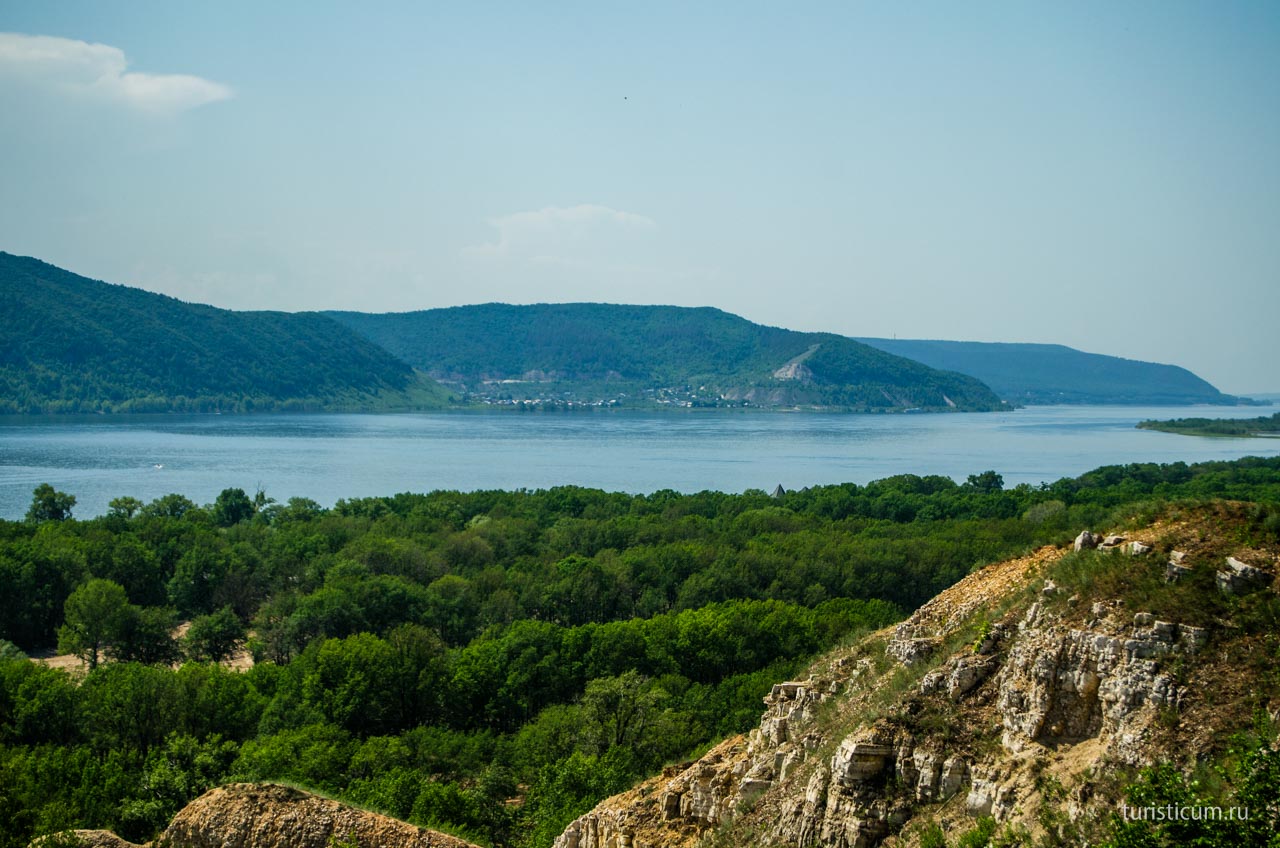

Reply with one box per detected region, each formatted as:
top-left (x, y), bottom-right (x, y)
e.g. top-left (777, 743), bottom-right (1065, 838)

top-left (856, 337), bottom-right (1244, 405)
top-left (327, 303), bottom-right (1004, 411)
top-left (0, 252), bottom-right (452, 413)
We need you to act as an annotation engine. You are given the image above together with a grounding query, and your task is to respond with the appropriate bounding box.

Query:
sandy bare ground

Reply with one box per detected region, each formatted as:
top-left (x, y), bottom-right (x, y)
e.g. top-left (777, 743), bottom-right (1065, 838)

top-left (30, 622), bottom-right (255, 673)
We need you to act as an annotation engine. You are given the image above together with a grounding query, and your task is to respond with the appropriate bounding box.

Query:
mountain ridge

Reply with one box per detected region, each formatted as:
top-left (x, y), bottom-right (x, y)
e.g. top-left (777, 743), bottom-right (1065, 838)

top-left (857, 337), bottom-right (1247, 406)
top-left (326, 303), bottom-right (1005, 412)
top-left (1, 250), bottom-right (1242, 414)
top-left (0, 252), bottom-right (453, 413)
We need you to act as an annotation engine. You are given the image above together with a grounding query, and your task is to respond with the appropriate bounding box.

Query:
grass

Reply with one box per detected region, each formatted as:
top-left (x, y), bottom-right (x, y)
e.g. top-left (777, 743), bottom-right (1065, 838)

top-left (1042, 547), bottom-right (1230, 628)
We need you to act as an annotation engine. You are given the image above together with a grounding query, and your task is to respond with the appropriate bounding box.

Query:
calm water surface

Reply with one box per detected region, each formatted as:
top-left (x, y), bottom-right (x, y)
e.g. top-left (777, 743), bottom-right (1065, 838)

top-left (1, 405), bottom-right (1277, 519)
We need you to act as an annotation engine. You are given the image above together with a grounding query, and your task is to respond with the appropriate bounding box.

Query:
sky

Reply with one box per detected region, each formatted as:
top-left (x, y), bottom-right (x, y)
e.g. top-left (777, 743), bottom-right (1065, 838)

top-left (1, 2), bottom-right (1277, 394)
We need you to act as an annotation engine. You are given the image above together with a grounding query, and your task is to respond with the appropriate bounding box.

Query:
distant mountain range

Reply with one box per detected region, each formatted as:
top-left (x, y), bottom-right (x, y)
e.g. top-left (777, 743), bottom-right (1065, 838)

top-left (856, 338), bottom-right (1249, 406)
top-left (0, 252), bottom-right (1247, 413)
top-left (0, 253), bottom-right (451, 414)
top-left (325, 304), bottom-right (1003, 411)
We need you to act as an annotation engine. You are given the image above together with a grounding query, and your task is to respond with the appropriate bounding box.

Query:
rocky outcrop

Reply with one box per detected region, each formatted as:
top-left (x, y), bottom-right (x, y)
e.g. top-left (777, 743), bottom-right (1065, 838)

top-left (33, 832), bottom-right (140, 848)
top-left (1216, 556), bottom-right (1274, 595)
top-left (554, 518), bottom-right (1280, 848)
top-left (1073, 531), bottom-right (1099, 552)
top-left (36, 785), bottom-right (480, 848)
top-left (774, 362), bottom-right (815, 383)
top-left (160, 784), bottom-right (479, 848)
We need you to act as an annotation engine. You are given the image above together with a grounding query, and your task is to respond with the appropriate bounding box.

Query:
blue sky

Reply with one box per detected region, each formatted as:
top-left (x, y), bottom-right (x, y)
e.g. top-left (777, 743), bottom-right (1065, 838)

top-left (1, 2), bottom-right (1277, 393)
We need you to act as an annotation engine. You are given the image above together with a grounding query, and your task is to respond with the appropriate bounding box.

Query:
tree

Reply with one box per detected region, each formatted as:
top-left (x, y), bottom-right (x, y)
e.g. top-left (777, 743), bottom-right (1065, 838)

top-left (57, 579), bottom-right (131, 670)
top-left (168, 542), bottom-right (229, 616)
top-left (185, 606), bottom-right (246, 663)
top-left (111, 605), bottom-right (181, 666)
top-left (26, 484), bottom-right (76, 523)
top-left (142, 493), bottom-right (198, 519)
top-left (213, 488), bottom-right (255, 527)
top-left (79, 661), bottom-right (182, 755)
top-left (303, 633), bottom-right (400, 736)
top-left (107, 496), bottom-right (144, 519)
top-left (965, 470), bottom-right (1005, 493)
top-left (580, 670), bottom-right (665, 753)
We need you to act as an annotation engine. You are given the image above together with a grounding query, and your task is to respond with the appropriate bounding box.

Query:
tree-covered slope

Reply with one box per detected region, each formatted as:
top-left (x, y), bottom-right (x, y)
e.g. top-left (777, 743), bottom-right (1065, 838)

top-left (856, 337), bottom-right (1244, 405)
top-left (327, 304), bottom-right (1004, 411)
top-left (0, 252), bottom-right (451, 413)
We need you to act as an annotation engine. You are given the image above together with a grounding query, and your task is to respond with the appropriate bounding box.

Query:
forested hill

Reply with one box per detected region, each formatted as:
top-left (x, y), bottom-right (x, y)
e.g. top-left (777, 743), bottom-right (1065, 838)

top-left (0, 252), bottom-right (452, 413)
top-left (326, 304), bottom-right (1004, 411)
top-left (856, 337), bottom-right (1245, 405)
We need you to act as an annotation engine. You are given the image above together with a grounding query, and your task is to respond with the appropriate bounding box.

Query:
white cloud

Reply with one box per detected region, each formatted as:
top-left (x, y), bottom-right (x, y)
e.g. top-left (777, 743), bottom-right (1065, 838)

top-left (464, 204), bottom-right (656, 260)
top-left (0, 32), bottom-right (232, 114)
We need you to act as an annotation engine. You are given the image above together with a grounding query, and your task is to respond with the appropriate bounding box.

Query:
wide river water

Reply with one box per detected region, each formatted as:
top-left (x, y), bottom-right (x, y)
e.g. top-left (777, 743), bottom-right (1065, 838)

top-left (1, 405), bottom-right (1277, 519)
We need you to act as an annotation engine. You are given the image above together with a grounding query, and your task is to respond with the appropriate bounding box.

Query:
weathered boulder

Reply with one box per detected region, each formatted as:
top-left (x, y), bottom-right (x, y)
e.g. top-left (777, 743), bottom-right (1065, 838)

top-left (1165, 560), bottom-right (1193, 583)
top-left (946, 655), bottom-right (1000, 699)
top-left (832, 737), bottom-right (894, 786)
top-left (1073, 530), bottom-right (1100, 552)
top-left (887, 637), bottom-right (937, 665)
top-left (1216, 556), bottom-right (1273, 595)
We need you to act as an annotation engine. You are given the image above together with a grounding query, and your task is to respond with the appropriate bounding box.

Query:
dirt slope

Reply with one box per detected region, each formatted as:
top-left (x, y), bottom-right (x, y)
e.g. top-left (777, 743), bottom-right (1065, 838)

top-left (36, 784), bottom-right (481, 848)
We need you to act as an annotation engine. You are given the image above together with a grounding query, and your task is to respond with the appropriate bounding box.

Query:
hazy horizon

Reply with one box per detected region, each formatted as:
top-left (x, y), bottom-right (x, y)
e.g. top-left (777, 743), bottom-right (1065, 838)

top-left (2, 2), bottom-right (1277, 394)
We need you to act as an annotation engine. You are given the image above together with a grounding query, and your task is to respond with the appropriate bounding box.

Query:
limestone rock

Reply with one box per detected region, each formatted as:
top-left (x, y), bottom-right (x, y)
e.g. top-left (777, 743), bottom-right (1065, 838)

top-left (832, 737), bottom-right (894, 786)
top-left (161, 784), bottom-right (480, 848)
top-left (33, 833), bottom-right (140, 848)
top-left (1165, 560), bottom-right (1193, 583)
top-left (36, 785), bottom-right (484, 848)
top-left (947, 655), bottom-right (1000, 699)
top-left (886, 624), bottom-right (939, 666)
top-left (550, 532), bottom-right (1259, 848)
top-left (1216, 556), bottom-right (1273, 595)
top-left (1073, 530), bottom-right (1100, 552)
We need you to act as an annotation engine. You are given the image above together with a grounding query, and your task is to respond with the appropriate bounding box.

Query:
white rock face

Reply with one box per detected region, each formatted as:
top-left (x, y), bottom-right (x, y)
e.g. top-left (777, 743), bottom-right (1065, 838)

top-left (553, 536), bottom-right (1271, 848)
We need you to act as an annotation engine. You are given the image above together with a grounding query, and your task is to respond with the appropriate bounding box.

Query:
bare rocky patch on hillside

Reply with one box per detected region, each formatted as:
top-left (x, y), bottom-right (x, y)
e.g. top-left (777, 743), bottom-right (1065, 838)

top-left (554, 504), bottom-right (1280, 847)
top-left (36, 784), bottom-right (482, 848)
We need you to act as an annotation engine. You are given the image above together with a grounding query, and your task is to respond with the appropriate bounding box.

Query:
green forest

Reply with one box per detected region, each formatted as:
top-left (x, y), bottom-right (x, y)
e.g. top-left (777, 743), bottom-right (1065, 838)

top-left (3, 457), bottom-right (1280, 848)
top-left (857, 338), bottom-right (1245, 406)
top-left (0, 252), bottom-right (452, 414)
top-left (327, 304), bottom-right (1005, 411)
top-left (1138, 411), bottom-right (1280, 438)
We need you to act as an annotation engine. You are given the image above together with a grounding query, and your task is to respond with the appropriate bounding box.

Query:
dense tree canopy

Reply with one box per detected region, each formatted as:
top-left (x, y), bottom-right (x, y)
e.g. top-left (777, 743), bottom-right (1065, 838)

top-left (25, 485), bottom-right (75, 524)
top-left (0, 252), bottom-right (452, 414)
top-left (1, 456), bottom-right (1279, 848)
top-left (328, 304), bottom-right (1004, 411)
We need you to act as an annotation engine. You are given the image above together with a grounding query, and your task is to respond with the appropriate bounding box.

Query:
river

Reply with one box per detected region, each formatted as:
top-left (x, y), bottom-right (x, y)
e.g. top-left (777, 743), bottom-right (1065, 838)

top-left (1, 405), bottom-right (1277, 519)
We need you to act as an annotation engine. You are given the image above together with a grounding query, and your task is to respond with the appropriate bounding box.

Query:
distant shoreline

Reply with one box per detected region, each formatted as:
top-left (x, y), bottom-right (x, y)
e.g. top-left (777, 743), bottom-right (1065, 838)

top-left (1137, 411), bottom-right (1280, 438)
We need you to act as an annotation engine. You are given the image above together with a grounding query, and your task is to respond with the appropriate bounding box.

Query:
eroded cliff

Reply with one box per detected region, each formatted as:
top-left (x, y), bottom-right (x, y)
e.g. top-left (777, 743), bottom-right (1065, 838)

top-left (554, 504), bottom-right (1280, 847)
